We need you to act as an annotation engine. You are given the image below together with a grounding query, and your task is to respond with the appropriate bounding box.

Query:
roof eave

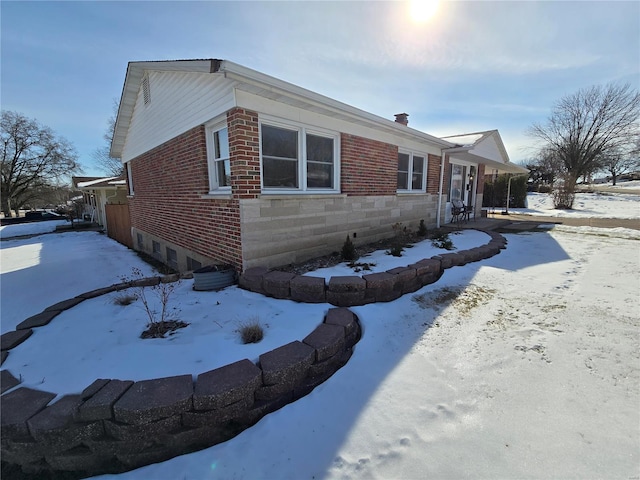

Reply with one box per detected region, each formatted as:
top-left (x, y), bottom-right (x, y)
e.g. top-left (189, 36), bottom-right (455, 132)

top-left (219, 61), bottom-right (455, 149)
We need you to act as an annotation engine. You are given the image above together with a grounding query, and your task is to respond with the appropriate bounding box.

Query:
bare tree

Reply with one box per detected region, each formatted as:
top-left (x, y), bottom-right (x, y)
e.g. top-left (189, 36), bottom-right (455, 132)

top-left (599, 139), bottom-right (640, 185)
top-left (525, 148), bottom-right (563, 189)
top-left (92, 100), bottom-right (123, 177)
top-left (528, 83), bottom-right (640, 208)
top-left (1, 111), bottom-right (82, 217)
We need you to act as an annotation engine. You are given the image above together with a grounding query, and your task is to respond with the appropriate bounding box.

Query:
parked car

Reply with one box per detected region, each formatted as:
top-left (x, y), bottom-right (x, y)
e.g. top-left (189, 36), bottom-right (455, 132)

top-left (24, 210), bottom-right (62, 220)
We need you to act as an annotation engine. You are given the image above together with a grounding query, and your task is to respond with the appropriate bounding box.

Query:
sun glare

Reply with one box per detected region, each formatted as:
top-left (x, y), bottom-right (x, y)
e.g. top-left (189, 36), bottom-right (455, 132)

top-left (409, 0), bottom-right (440, 24)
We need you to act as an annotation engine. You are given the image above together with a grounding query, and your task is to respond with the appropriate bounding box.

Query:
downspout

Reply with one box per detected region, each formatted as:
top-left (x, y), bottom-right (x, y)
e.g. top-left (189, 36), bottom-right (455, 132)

top-left (504, 173), bottom-right (528, 215)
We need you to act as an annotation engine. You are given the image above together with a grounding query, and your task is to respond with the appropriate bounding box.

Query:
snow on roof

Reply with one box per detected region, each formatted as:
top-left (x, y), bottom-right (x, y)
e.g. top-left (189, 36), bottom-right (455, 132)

top-left (76, 177), bottom-right (120, 188)
top-left (441, 131), bottom-right (490, 147)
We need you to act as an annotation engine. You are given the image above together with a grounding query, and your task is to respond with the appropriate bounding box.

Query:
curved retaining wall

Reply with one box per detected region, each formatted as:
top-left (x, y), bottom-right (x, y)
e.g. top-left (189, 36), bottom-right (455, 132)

top-left (0, 229), bottom-right (507, 477)
top-left (239, 230), bottom-right (507, 306)
top-left (0, 278), bottom-right (361, 477)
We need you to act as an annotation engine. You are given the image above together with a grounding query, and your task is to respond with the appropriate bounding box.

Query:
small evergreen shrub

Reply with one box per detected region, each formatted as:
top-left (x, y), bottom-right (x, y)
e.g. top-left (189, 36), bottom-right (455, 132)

top-left (431, 231), bottom-right (454, 250)
top-left (387, 245), bottom-right (404, 257)
top-left (417, 219), bottom-right (428, 237)
top-left (341, 235), bottom-right (357, 261)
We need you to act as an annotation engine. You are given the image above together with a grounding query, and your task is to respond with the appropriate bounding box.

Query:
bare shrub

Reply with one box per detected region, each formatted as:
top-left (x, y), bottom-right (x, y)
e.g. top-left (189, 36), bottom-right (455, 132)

top-left (113, 293), bottom-right (137, 306)
top-left (238, 318), bottom-right (264, 344)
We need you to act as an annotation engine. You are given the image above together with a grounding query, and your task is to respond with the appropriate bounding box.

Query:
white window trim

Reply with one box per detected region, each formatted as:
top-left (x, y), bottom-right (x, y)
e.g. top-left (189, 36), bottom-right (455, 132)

top-left (397, 149), bottom-right (427, 193)
top-left (205, 118), bottom-right (231, 194)
top-left (259, 116), bottom-right (340, 194)
top-left (126, 162), bottom-right (134, 196)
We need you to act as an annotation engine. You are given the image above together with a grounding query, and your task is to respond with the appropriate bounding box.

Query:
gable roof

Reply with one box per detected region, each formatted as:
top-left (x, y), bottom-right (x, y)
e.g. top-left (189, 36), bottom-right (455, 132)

top-left (442, 130), bottom-right (529, 174)
top-left (111, 59), bottom-right (454, 158)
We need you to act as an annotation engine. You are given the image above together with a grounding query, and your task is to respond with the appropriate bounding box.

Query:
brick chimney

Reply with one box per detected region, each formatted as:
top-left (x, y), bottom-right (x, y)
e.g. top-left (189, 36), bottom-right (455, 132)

top-left (394, 113), bottom-right (409, 126)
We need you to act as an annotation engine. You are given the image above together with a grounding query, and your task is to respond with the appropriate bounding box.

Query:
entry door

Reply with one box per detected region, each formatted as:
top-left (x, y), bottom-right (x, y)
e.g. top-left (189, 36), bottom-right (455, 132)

top-left (450, 164), bottom-right (466, 202)
top-left (466, 166), bottom-right (477, 208)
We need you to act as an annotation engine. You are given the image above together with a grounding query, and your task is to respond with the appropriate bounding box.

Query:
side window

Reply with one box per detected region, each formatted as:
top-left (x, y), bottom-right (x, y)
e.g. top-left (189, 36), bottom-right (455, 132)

top-left (261, 124), bottom-right (299, 188)
top-left (126, 162), bottom-right (134, 196)
top-left (398, 153), bottom-right (410, 190)
top-left (397, 151), bottom-right (426, 192)
top-left (306, 133), bottom-right (334, 189)
top-left (152, 241), bottom-right (161, 257)
top-left (166, 247), bottom-right (178, 270)
top-left (206, 125), bottom-right (231, 192)
top-left (186, 256), bottom-right (202, 271)
top-left (260, 120), bottom-right (339, 192)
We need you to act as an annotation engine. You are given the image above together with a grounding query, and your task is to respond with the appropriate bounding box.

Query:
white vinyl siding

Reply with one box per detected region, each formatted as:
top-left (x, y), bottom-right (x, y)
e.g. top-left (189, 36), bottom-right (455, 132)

top-left (121, 71), bottom-right (237, 163)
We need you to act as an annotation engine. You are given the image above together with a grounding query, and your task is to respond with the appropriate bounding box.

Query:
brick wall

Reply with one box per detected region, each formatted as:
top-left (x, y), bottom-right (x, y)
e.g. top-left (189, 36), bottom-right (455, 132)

top-left (340, 134), bottom-right (397, 196)
top-left (228, 108), bottom-right (261, 200)
top-left (426, 153), bottom-right (442, 194)
top-left (477, 164), bottom-right (486, 194)
top-left (128, 125), bottom-right (243, 269)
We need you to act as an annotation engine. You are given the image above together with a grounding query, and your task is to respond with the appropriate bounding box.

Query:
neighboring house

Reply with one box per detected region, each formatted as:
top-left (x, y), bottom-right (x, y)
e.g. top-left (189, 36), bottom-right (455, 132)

top-left (110, 59), bottom-right (527, 272)
top-left (72, 176), bottom-right (128, 229)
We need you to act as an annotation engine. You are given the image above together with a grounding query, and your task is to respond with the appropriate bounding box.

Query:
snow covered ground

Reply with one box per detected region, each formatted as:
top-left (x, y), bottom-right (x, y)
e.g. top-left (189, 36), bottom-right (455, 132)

top-left (1, 191), bottom-right (639, 479)
top-left (484, 180), bottom-right (640, 220)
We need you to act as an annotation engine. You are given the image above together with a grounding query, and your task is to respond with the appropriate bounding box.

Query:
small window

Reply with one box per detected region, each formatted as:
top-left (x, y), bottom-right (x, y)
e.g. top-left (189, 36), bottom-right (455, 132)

top-left (152, 241), bottom-right (161, 257)
top-left (137, 233), bottom-right (144, 249)
top-left (166, 247), bottom-right (178, 270)
top-left (186, 256), bottom-right (202, 271)
top-left (397, 151), bottom-right (426, 192)
top-left (206, 125), bottom-right (231, 192)
top-left (306, 134), bottom-right (334, 189)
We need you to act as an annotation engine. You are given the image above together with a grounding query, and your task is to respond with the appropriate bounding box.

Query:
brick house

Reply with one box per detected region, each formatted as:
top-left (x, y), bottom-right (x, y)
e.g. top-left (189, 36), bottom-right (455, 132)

top-left (110, 59), bottom-right (527, 272)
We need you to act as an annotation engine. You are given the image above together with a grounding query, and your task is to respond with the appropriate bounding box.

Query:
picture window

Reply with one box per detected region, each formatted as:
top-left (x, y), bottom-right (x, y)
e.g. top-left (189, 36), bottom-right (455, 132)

top-left (260, 120), bottom-right (339, 192)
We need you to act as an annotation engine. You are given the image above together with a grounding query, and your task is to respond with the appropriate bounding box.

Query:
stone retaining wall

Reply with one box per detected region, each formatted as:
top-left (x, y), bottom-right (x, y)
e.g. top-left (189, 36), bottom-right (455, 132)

top-left (1, 229), bottom-right (508, 477)
top-left (239, 230), bottom-right (507, 306)
top-left (1, 278), bottom-right (361, 477)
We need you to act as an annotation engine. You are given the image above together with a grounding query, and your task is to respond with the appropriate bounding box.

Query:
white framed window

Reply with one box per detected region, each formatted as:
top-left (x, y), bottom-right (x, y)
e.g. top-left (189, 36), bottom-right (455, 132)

top-left (260, 118), bottom-right (339, 193)
top-left (397, 150), bottom-right (426, 192)
top-left (205, 122), bottom-right (231, 193)
top-left (126, 162), bottom-right (134, 195)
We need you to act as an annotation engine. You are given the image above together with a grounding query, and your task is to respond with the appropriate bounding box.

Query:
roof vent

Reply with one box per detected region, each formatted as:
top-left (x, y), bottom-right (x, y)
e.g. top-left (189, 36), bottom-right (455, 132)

top-left (142, 75), bottom-right (151, 105)
top-left (394, 113), bottom-right (409, 126)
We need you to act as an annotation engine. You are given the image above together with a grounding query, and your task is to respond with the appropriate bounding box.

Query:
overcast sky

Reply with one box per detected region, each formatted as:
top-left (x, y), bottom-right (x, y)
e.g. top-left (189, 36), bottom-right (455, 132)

top-left (2, 1), bottom-right (638, 177)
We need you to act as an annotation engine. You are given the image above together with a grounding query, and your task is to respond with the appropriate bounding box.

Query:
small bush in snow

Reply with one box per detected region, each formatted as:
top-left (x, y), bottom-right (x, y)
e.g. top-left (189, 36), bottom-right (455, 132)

top-left (341, 235), bottom-right (357, 261)
top-left (113, 293), bottom-right (137, 306)
top-left (417, 219), bottom-right (428, 237)
top-left (431, 231), bottom-right (454, 250)
top-left (123, 267), bottom-right (181, 327)
top-left (239, 318), bottom-right (264, 344)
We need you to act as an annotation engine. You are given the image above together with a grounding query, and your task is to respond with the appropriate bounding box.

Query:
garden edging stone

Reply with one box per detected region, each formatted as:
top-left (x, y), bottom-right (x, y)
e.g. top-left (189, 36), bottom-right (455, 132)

top-left (0, 228), bottom-right (506, 477)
